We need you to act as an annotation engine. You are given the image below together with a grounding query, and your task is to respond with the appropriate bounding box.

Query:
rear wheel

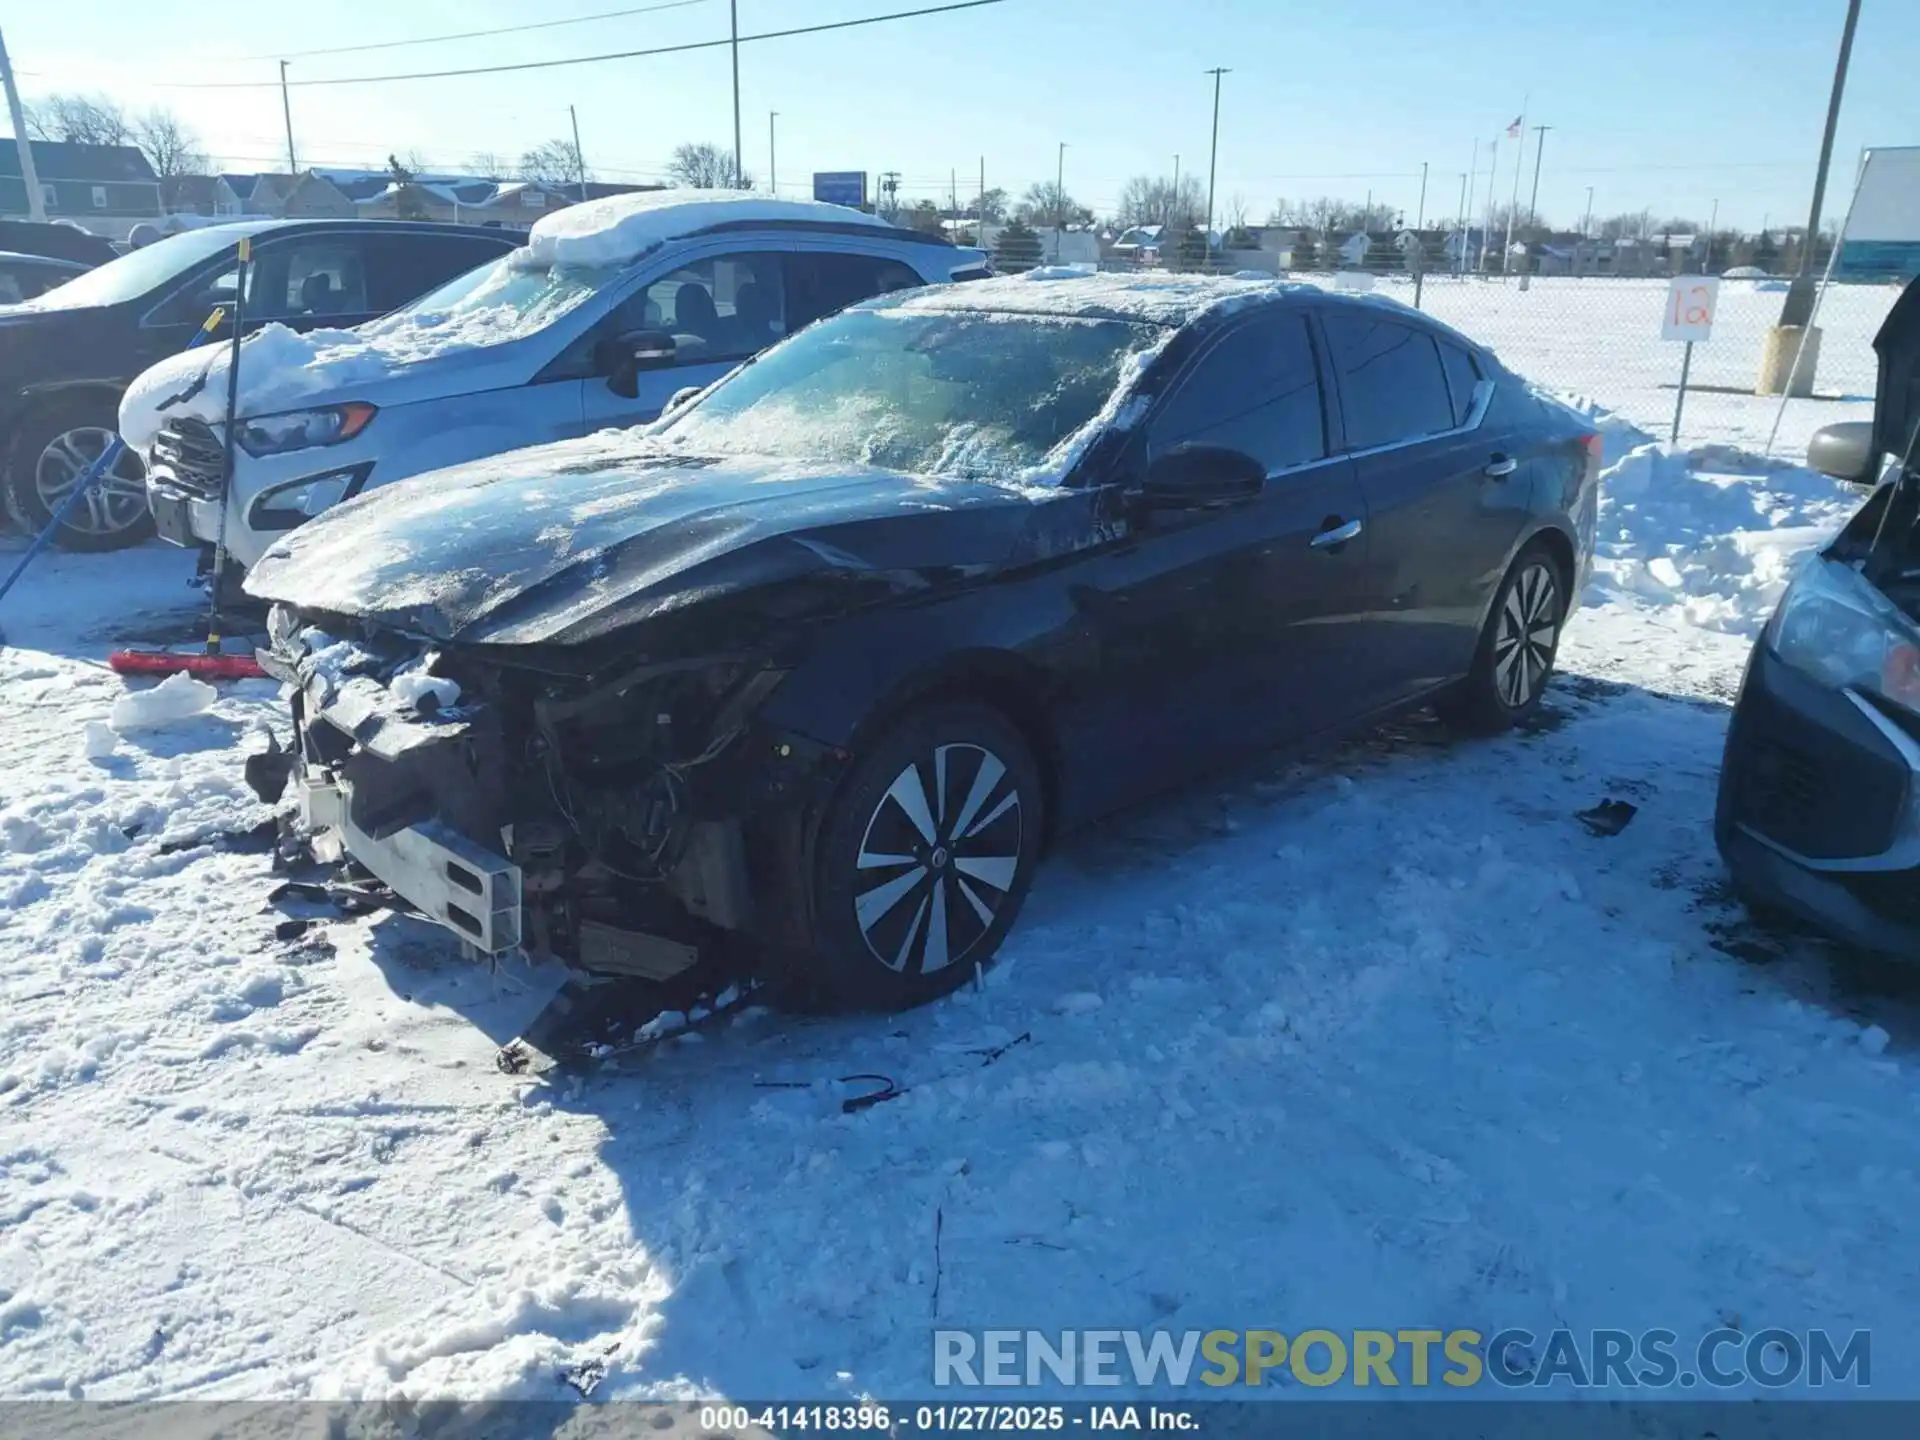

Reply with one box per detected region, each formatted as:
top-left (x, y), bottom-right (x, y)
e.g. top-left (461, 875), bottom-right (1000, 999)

top-left (1438, 542), bottom-right (1568, 734)
top-left (4, 394), bottom-right (153, 551)
top-left (807, 703), bottom-right (1044, 1010)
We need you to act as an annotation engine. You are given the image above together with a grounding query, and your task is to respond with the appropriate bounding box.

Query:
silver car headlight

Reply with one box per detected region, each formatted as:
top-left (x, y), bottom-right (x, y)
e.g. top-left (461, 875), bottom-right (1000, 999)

top-left (1767, 557), bottom-right (1920, 715)
top-left (235, 402), bottom-right (377, 458)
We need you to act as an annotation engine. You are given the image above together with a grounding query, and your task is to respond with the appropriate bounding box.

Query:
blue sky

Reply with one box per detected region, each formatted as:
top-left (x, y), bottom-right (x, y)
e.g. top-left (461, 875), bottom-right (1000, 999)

top-left (7, 0), bottom-right (1918, 232)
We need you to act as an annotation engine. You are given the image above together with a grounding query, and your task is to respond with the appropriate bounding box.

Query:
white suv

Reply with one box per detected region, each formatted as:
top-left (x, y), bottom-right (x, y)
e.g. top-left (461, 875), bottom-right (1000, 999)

top-left (124, 191), bottom-right (987, 571)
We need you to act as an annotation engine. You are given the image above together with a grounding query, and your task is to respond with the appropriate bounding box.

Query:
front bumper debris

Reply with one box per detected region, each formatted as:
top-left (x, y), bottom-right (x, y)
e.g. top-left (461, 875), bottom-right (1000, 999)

top-left (303, 773), bottom-right (523, 953)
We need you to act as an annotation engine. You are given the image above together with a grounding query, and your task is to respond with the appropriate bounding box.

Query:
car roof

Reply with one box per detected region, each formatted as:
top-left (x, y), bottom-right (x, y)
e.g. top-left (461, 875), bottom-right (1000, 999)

top-left (0, 249), bottom-right (87, 270)
top-left (868, 268), bottom-right (1494, 355)
top-left (169, 218), bottom-right (520, 242)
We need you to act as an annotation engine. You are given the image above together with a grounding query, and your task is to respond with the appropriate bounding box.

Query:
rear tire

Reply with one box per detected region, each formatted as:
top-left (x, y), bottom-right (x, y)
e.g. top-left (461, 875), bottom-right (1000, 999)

top-left (806, 702), bottom-right (1045, 1010)
top-left (1438, 541), bottom-right (1568, 734)
top-left (4, 394), bottom-right (153, 551)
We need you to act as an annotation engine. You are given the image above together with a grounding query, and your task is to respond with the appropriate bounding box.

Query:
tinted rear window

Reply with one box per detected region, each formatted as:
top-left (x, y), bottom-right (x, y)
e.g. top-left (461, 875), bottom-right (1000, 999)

top-left (1438, 339), bottom-right (1483, 428)
top-left (1321, 311), bottom-right (1454, 450)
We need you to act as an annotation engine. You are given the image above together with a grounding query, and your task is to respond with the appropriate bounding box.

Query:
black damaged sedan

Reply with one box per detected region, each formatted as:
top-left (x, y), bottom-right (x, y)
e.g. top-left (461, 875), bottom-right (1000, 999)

top-left (1716, 276), bottom-right (1920, 958)
top-left (247, 273), bottom-right (1600, 1010)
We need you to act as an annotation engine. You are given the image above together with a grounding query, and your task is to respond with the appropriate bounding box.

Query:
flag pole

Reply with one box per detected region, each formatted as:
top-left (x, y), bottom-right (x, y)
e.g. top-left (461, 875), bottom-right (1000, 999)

top-left (1478, 136), bottom-right (1497, 274)
top-left (1503, 97), bottom-right (1528, 281)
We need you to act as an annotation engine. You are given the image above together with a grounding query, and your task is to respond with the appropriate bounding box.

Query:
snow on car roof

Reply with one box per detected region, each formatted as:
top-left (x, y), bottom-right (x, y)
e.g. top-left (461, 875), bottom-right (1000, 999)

top-left (523, 188), bottom-right (891, 269)
top-left (881, 268), bottom-right (1318, 326)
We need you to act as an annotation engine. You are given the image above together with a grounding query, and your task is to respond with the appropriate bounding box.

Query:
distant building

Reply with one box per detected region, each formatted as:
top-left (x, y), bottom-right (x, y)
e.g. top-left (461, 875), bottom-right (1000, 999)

top-left (0, 139), bottom-right (163, 239)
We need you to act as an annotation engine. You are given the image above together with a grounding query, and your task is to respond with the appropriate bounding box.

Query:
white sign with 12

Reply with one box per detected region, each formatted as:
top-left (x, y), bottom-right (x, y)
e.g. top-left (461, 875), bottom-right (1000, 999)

top-left (1662, 276), bottom-right (1721, 343)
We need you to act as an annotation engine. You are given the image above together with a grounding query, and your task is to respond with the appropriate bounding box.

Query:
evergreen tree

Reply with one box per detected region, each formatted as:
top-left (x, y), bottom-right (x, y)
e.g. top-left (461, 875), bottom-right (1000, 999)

top-left (1752, 230), bottom-right (1780, 270)
top-left (1176, 223), bottom-right (1213, 271)
top-left (993, 217), bottom-right (1043, 272)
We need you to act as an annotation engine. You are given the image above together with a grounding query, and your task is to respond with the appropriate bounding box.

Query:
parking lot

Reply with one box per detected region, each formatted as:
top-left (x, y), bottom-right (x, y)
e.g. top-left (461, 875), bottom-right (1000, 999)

top-left (4, 268), bottom-right (1920, 1405)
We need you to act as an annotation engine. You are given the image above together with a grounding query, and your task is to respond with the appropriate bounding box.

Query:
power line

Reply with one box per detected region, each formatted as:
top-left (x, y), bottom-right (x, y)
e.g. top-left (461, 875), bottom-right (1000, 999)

top-left (162, 0), bottom-right (1013, 89)
top-left (245, 0), bottom-right (716, 62)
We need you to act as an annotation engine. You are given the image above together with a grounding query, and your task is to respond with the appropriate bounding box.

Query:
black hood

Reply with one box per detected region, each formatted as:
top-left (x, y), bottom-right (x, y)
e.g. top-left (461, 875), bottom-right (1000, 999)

top-left (244, 433), bottom-right (1102, 647)
top-left (1873, 274), bottom-right (1920, 466)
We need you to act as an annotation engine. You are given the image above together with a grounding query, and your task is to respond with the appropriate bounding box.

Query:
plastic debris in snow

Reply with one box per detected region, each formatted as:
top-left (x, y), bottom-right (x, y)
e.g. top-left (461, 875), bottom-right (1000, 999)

top-left (109, 671), bottom-right (216, 730)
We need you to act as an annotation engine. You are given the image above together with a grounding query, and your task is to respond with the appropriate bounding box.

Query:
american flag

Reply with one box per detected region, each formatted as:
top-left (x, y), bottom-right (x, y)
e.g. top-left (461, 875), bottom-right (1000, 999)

top-left (1506, 116), bottom-right (1524, 138)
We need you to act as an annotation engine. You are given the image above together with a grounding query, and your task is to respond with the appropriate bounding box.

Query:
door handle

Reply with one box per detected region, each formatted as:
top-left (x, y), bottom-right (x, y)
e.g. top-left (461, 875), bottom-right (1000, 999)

top-left (1310, 518), bottom-right (1364, 550)
top-left (1484, 455), bottom-right (1519, 479)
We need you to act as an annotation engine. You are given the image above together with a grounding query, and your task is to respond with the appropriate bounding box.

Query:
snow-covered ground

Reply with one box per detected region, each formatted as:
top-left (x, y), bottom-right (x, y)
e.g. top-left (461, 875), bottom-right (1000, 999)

top-left (3, 286), bottom-right (1917, 1411)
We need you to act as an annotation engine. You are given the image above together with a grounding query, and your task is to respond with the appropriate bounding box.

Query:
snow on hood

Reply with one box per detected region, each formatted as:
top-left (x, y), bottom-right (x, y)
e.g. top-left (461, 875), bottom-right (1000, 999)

top-left (523, 188), bottom-right (889, 269)
top-left (244, 430), bottom-right (1066, 646)
top-left (118, 323), bottom-right (410, 451)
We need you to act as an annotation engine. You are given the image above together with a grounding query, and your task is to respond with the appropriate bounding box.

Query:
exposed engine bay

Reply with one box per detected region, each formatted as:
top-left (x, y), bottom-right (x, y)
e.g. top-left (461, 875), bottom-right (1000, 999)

top-left (254, 603), bottom-right (824, 986)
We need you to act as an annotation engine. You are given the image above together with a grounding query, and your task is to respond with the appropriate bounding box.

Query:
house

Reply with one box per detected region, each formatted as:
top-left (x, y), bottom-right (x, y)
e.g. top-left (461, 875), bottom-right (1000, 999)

top-left (160, 174), bottom-right (222, 216)
top-left (0, 139), bottom-right (163, 239)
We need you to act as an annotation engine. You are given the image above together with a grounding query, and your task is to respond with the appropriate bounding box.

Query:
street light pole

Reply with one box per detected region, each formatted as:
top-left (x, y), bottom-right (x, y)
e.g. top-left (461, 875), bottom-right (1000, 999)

top-left (1583, 185), bottom-right (1594, 237)
top-left (1054, 141), bottom-right (1067, 262)
top-left (1204, 67), bottom-right (1230, 252)
top-left (1416, 160), bottom-right (1428, 230)
top-left (1782, 0), bottom-right (1861, 326)
top-left (570, 104), bottom-right (587, 203)
top-left (768, 111), bottom-right (778, 195)
top-left (729, 0), bottom-right (744, 189)
top-left (1705, 197), bottom-right (1719, 271)
top-left (1526, 124), bottom-right (1551, 230)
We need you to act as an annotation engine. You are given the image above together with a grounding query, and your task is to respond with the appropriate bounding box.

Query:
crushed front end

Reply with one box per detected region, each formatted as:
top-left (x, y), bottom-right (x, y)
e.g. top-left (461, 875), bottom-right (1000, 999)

top-left (255, 603), bottom-right (838, 983)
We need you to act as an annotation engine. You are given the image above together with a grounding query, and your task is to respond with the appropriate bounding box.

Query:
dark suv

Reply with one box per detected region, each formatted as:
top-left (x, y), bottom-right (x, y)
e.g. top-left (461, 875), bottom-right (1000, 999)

top-left (0, 219), bottom-right (518, 550)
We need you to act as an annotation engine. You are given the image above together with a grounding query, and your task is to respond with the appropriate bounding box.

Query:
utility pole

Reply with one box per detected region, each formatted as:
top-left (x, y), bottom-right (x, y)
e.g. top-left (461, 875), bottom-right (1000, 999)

top-left (1416, 160), bottom-right (1428, 230)
top-left (570, 105), bottom-right (587, 202)
top-left (729, 0), bottom-right (743, 189)
top-left (1705, 197), bottom-right (1719, 271)
top-left (1583, 185), bottom-right (1594, 237)
top-left (768, 111), bottom-right (778, 195)
top-left (1172, 154), bottom-right (1180, 223)
top-left (1526, 124), bottom-right (1551, 231)
top-left (1454, 171), bottom-right (1468, 274)
top-left (1204, 67), bottom-right (1230, 250)
top-left (1462, 138), bottom-right (1478, 275)
top-left (1054, 141), bottom-right (1067, 262)
top-left (1781, 0), bottom-right (1860, 326)
top-left (279, 60), bottom-right (298, 175)
top-left (978, 155), bottom-right (985, 244)
top-left (0, 28), bottom-right (45, 221)
top-left (950, 167), bottom-right (957, 216)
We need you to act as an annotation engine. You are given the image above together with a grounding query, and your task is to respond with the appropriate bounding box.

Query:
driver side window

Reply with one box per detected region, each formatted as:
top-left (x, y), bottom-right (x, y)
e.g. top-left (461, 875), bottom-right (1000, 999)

top-left (605, 252), bottom-right (786, 365)
top-left (1148, 311), bottom-right (1327, 475)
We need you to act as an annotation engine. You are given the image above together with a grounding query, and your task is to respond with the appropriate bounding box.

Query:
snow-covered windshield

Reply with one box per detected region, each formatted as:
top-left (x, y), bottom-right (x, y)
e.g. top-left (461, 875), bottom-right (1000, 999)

top-left (368, 251), bottom-right (623, 352)
top-left (17, 227), bottom-right (246, 311)
top-left (657, 308), bottom-right (1163, 481)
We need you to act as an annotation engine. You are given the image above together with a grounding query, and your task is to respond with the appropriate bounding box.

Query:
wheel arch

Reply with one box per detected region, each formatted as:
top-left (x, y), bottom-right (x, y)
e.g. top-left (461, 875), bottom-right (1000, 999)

top-left (834, 647), bottom-right (1066, 852)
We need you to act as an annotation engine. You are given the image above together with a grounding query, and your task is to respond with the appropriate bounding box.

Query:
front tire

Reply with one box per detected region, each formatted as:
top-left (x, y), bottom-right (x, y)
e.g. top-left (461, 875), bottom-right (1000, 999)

top-left (1438, 542), bottom-right (1568, 734)
top-left (807, 703), bottom-right (1044, 1010)
top-left (4, 394), bottom-right (153, 551)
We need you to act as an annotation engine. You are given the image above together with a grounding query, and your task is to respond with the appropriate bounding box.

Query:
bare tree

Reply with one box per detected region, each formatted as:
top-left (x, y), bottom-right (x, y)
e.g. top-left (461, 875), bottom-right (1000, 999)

top-left (667, 141), bottom-right (751, 190)
top-left (1016, 180), bottom-right (1091, 228)
top-left (969, 187), bottom-right (1007, 223)
top-left (520, 138), bottom-right (589, 189)
top-left (465, 151), bottom-right (509, 180)
top-left (1115, 174), bottom-right (1205, 228)
top-left (128, 106), bottom-right (207, 183)
top-left (1225, 192), bottom-right (1250, 231)
top-left (24, 93), bottom-right (132, 146)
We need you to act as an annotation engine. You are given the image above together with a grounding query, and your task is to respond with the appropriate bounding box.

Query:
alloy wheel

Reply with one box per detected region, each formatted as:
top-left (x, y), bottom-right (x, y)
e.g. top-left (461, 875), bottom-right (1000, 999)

top-left (36, 426), bottom-right (148, 536)
top-left (1492, 561), bottom-right (1561, 709)
top-left (853, 742), bottom-right (1024, 975)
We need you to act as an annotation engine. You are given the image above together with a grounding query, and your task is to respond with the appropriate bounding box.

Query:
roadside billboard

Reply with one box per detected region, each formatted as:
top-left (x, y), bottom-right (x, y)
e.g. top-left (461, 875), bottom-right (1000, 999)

top-left (812, 172), bottom-right (868, 208)
top-left (1838, 146), bottom-right (1920, 281)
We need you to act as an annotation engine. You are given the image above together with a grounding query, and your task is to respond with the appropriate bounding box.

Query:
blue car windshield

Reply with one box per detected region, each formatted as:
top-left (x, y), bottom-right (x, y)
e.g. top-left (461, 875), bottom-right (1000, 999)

top-left (656, 307), bottom-right (1162, 481)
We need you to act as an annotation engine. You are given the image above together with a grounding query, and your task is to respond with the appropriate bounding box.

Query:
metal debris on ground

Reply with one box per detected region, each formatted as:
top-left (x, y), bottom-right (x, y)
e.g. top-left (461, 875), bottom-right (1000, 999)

top-left (1578, 798), bottom-right (1640, 837)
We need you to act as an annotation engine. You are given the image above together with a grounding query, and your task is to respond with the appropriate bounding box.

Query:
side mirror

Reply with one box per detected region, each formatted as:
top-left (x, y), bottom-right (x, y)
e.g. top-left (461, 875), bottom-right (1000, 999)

top-left (1806, 421), bottom-right (1879, 486)
top-left (594, 329), bottom-right (677, 400)
top-left (1141, 444), bottom-right (1265, 506)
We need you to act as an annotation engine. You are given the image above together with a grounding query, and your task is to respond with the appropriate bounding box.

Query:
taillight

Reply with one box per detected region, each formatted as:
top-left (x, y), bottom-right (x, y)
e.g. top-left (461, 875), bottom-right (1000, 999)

top-left (1581, 432), bottom-right (1603, 482)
